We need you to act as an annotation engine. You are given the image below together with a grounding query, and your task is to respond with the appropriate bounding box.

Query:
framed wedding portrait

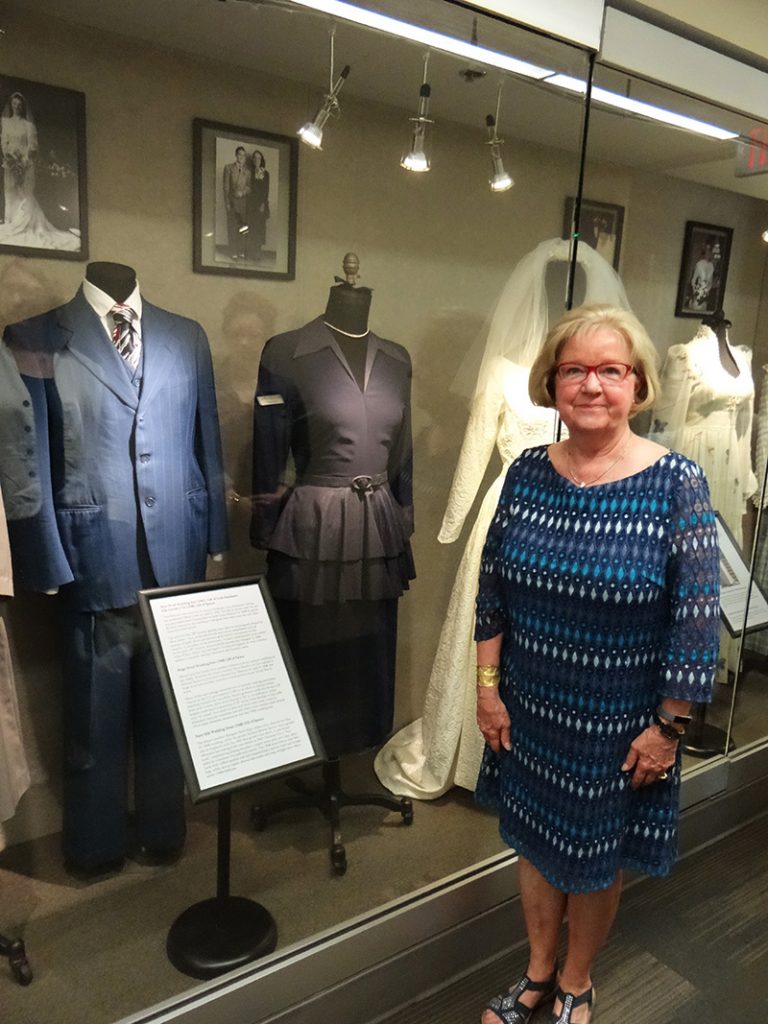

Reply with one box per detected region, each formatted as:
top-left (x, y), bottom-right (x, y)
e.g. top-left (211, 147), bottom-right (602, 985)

top-left (193, 118), bottom-right (298, 280)
top-left (0, 74), bottom-right (88, 260)
top-left (563, 196), bottom-right (625, 270)
top-left (675, 220), bottom-right (733, 318)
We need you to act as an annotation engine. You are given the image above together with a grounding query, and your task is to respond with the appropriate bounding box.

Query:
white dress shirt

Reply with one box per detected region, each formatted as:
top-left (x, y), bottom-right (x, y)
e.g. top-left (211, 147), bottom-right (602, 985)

top-left (82, 278), bottom-right (143, 363)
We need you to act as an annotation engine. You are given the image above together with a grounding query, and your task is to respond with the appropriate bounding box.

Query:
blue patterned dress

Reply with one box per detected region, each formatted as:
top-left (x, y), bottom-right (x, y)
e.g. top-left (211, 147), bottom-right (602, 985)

top-left (474, 446), bottom-right (719, 893)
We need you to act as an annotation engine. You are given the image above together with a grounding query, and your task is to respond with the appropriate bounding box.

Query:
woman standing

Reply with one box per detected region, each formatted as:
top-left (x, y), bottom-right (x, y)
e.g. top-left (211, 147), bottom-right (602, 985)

top-left (476, 305), bottom-right (719, 1024)
top-left (246, 149), bottom-right (270, 262)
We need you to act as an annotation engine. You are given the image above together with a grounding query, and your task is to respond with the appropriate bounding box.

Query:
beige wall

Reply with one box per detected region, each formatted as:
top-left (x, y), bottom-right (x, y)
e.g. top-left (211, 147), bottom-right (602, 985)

top-left (2, 4), bottom-right (768, 844)
top-left (582, 158), bottom-right (768, 359)
top-left (641, 0), bottom-right (768, 60)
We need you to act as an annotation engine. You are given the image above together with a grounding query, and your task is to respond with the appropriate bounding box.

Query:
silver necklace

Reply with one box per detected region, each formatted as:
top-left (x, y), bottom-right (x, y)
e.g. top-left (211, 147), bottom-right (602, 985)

top-left (565, 433), bottom-right (631, 488)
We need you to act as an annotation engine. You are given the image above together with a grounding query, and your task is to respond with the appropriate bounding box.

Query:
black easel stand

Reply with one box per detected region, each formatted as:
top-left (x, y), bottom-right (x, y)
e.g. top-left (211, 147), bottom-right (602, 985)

top-left (167, 795), bottom-right (277, 979)
top-left (683, 703), bottom-right (734, 758)
top-left (0, 932), bottom-right (32, 985)
top-left (251, 756), bottom-right (413, 875)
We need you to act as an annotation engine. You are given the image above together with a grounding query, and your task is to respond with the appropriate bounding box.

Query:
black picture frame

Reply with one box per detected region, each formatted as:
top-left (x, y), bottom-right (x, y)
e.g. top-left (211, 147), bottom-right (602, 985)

top-left (193, 118), bottom-right (297, 280)
top-left (675, 220), bottom-right (733, 318)
top-left (139, 575), bottom-right (325, 803)
top-left (0, 74), bottom-right (88, 260)
top-left (563, 196), bottom-right (624, 270)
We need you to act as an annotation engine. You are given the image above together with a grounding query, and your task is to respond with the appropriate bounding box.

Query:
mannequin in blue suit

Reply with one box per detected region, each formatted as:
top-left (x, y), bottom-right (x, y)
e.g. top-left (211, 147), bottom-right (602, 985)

top-left (2, 263), bottom-right (229, 873)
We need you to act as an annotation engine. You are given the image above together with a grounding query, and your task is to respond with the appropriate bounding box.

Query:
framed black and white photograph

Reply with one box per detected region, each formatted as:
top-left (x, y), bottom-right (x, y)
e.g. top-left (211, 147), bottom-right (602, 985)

top-left (563, 196), bottom-right (624, 270)
top-left (675, 220), bottom-right (733, 318)
top-left (193, 118), bottom-right (297, 280)
top-left (0, 74), bottom-right (87, 260)
top-left (139, 576), bottom-right (325, 803)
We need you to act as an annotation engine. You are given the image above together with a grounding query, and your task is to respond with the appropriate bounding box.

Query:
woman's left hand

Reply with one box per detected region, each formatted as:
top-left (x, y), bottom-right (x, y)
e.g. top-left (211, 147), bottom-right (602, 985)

top-left (621, 726), bottom-right (678, 788)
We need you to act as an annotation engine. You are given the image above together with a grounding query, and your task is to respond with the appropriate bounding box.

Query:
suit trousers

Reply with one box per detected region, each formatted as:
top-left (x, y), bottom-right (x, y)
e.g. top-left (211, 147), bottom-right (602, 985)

top-left (62, 606), bottom-right (185, 866)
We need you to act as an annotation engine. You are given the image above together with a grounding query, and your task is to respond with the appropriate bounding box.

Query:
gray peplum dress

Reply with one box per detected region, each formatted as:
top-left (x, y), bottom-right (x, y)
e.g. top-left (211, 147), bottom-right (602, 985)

top-left (251, 317), bottom-right (414, 755)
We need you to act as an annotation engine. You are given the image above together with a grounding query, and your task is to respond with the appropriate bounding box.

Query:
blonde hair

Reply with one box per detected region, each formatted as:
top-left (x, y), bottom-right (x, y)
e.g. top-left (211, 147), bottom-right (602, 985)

top-left (528, 304), bottom-right (660, 416)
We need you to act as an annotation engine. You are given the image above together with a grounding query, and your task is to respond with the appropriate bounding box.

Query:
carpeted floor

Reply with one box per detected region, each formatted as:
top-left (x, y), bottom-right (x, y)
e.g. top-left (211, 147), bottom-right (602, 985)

top-left (0, 669), bottom-right (765, 1024)
top-left (374, 812), bottom-right (768, 1024)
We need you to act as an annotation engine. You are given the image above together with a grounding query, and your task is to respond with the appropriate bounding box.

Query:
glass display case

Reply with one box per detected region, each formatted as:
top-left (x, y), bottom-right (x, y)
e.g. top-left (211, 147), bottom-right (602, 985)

top-left (0, 1), bottom-right (594, 1019)
top-left (581, 64), bottom-right (768, 760)
top-left (1, 2), bottom-right (768, 1022)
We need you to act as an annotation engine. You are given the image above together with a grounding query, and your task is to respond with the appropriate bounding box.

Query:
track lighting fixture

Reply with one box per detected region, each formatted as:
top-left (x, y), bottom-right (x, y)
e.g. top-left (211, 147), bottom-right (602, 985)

top-left (485, 84), bottom-right (513, 192)
top-left (298, 27), bottom-right (350, 150)
top-left (401, 54), bottom-right (433, 174)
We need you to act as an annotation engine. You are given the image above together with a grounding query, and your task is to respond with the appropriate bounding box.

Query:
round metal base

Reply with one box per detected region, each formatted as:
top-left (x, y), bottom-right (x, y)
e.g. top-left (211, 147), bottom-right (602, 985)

top-left (166, 897), bottom-right (277, 980)
top-left (683, 722), bottom-right (734, 759)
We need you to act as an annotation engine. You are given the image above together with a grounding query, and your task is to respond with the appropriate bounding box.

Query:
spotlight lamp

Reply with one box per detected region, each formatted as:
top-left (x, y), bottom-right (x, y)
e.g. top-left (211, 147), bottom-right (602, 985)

top-left (298, 28), bottom-right (350, 150)
top-left (401, 54), bottom-right (433, 173)
top-left (485, 84), bottom-right (513, 193)
top-left (762, 229), bottom-right (768, 243)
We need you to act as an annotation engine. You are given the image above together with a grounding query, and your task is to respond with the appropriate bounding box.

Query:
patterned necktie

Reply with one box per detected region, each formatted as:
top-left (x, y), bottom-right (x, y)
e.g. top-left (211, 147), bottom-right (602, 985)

top-left (110, 303), bottom-right (140, 369)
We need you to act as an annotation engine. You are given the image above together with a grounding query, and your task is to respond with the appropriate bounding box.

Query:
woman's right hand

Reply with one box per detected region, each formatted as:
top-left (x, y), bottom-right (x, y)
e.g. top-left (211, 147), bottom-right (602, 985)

top-left (477, 687), bottom-right (512, 752)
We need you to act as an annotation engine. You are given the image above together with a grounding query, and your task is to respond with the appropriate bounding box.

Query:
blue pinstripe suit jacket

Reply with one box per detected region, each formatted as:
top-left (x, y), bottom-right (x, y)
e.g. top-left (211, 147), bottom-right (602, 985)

top-left (3, 287), bottom-right (229, 610)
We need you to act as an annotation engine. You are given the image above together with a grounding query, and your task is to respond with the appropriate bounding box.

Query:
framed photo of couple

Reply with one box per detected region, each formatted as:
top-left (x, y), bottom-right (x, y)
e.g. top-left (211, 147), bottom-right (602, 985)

top-left (193, 118), bottom-right (297, 280)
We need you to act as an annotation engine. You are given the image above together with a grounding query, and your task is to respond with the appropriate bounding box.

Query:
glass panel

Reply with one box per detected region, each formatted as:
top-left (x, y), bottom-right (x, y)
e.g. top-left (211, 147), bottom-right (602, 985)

top-left (0, 0), bottom-right (591, 1019)
top-left (581, 63), bottom-right (768, 761)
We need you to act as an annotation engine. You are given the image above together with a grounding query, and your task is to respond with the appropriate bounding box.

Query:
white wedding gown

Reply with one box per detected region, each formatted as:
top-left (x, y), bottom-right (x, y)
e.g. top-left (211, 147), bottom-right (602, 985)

top-left (374, 359), bottom-right (559, 798)
top-left (650, 325), bottom-right (757, 677)
top-left (650, 325), bottom-right (756, 543)
top-left (0, 114), bottom-right (80, 252)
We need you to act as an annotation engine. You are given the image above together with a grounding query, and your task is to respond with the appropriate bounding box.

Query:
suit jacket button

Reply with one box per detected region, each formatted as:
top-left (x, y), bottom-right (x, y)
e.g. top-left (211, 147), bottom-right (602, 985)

top-left (145, 496), bottom-right (156, 507)
top-left (140, 454), bottom-right (150, 463)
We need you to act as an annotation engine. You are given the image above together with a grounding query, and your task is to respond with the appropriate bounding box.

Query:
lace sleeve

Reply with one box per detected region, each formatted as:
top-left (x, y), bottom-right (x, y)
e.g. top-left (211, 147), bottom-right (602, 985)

top-left (438, 365), bottom-right (504, 544)
top-left (753, 367), bottom-right (768, 507)
top-left (474, 464), bottom-right (515, 641)
top-left (734, 349), bottom-right (757, 503)
top-left (649, 344), bottom-right (692, 447)
top-left (659, 460), bottom-right (720, 703)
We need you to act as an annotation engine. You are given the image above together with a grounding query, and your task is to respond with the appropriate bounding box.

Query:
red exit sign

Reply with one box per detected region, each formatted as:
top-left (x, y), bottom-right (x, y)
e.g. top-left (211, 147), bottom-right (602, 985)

top-left (736, 127), bottom-right (768, 177)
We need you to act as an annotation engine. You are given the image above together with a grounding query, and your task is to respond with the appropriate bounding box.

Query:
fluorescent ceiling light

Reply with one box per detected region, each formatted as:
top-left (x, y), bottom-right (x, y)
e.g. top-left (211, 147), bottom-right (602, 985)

top-left (546, 74), bottom-right (738, 140)
top-left (287, 0), bottom-right (554, 79)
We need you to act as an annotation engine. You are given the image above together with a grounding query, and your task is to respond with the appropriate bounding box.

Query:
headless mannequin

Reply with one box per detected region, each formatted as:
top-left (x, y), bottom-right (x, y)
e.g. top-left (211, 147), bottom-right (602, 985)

top-left (85, 262), bottom-right (137, 303)
top-left (702, 309), bottom-right (739, 378)
top-left (323, 283), bottom-right (371, 390)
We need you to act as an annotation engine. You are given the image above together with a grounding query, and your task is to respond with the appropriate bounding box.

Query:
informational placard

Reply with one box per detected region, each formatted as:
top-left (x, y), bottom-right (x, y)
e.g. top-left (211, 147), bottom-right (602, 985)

top-left (716, 516), bottom-right (768, 637)
top-left (139, 576), bottom-right (324, 802)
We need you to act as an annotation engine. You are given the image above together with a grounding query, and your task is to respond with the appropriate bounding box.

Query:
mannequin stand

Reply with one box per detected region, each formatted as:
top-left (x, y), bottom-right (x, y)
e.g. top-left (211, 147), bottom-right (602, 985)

top-left (167, 795), bottom-right (277, 979)
top-left (683, 703), bottom-right (734, 758)
top-left (251, 757), bottom-right (413, 875)
top-left (0, 932), bottom-right (32, 985)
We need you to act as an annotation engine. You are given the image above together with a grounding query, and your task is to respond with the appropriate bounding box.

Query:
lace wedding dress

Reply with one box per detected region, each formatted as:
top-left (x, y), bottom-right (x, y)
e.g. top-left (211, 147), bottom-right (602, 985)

top-left (374, 238), bottom-right (631, 798)
top-left (0, 114), bottom-right (80, 252)
top-left (650, 325), bottom-right (756, 543)
top-left (374, 360), bottom-right (559, 797)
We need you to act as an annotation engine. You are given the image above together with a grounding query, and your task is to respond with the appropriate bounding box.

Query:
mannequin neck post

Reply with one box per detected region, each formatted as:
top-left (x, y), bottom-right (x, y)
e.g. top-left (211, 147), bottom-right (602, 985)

top-left (324, 284), bottom-right (371, 337)
top-left (85, 262), bottom-right (137, 303)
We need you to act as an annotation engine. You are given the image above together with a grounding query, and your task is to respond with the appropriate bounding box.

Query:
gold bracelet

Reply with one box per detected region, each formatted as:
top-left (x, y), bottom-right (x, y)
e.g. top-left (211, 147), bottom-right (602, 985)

top-left (476, 665), bottom-right (500, 688)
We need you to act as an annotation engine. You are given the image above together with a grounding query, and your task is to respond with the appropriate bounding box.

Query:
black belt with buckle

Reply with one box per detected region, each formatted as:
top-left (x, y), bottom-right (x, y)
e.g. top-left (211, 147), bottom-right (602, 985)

top-left (299, 472), bottom-right (388, 495)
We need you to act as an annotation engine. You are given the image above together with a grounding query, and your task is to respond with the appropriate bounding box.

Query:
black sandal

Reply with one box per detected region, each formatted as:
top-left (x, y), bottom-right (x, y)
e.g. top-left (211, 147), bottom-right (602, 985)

top-left (549, 985), bottom-right (595, 1023)
top-left (484, 964), bottom-right (558, 1024)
